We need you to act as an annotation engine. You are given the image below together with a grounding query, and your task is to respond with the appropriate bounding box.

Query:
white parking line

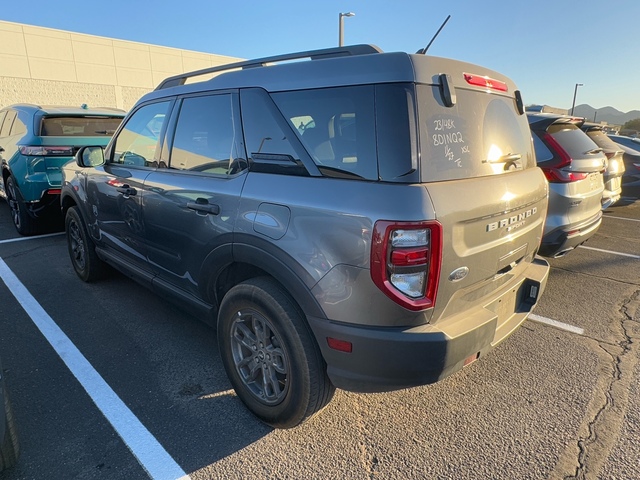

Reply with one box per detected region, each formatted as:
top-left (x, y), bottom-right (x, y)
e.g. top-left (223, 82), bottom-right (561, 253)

top-left (528, 314), bottom-right (585, 335)
top-left (0, 232), bottom-right (64, 244)
top-left (603, 215), bottom-right (640, 223)
top-left (0, 258), bottom-right (190, 480)
top-left (578, 245), bottom-right (640, 259)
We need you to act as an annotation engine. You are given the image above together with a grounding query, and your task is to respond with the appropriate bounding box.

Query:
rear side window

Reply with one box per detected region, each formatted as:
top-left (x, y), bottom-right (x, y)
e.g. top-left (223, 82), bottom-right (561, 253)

top-left (532, 133), bottom-right (553, 163)
top-left (272, 86), bottom-right (378, 180)
top-left (40, 116), bottom-right (123, 136)
top-left (547, 124), bottom-right (599, 160)
top-left (417, 86), bottom-right (534, 181)
top-left (169, 93), bottom-right (245, 175)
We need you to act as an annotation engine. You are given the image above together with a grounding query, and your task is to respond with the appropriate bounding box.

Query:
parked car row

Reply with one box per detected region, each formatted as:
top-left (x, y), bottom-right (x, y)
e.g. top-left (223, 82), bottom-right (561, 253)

top-left (0, 44), bottom-right (638, 431)
top-left (608, 134), bottom-right (640, 175)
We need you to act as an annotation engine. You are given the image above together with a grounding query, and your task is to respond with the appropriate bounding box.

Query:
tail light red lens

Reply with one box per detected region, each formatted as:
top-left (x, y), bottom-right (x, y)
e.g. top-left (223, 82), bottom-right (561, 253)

top-left (539, 133), bottom-right (588, 183)
top-left (20, 145), bottom-right (74, 156)
top-left (371, 221), bottom-right (442, 311)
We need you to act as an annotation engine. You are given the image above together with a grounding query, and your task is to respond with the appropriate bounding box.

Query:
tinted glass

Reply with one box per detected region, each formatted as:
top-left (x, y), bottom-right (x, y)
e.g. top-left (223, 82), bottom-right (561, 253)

top-left (0, 111), bottom-right (17, 138)
top-left (10, 113), bottom-right (27, 137)
top-left (112, 101), bottom-right (171, 166)
top-left (170, 94), bottom-right (243, 175)
top-left (585, 130), bottom-right (623, 153)
top-left (40, 116), bottom-right (122, 136)
top-left (375, 84), bottom-right (417, 181)
top-left (532, 133), bottom-right (553, 163)
top-left (0, 112), bottom-right (7, 137)
top-left (240, 89), bottom-right (300, 162)
top-left (272, 85), bottom-right (378, 180)
top-left (417, 86), bottom-right (534, 181)
top-left (547, 124), bottom-right (600, 160)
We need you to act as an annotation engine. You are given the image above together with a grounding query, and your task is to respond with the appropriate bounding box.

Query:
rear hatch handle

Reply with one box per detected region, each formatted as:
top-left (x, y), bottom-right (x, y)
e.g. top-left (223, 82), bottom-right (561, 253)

top-left (482, 153), bottom-right (522, 170)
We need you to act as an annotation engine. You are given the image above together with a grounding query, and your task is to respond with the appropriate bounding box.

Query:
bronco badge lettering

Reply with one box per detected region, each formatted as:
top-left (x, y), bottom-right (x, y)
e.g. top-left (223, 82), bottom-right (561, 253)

top-left (486, 207), bottom-right (537, 232)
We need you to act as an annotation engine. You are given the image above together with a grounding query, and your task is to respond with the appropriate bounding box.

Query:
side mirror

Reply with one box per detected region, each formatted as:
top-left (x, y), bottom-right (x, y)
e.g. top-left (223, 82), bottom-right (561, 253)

top-left (76, 146), bottom-right (105, 168)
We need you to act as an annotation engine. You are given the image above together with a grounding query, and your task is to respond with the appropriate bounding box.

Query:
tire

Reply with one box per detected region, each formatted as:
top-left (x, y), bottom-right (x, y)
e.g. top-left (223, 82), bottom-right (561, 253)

top-left (65, 206), bottom-right (105, 282)
top-left (5, 175), bottom-right (40, 236)
top-left (0, 382), bottom-right (19, 472)
top-left (217, 277), bottom-right (335, 428)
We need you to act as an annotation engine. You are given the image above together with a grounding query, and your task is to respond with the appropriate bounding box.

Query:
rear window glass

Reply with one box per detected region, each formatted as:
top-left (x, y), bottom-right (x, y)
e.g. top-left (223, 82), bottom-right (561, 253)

top-left (41, 116), bottom-right (123, 136)
top-left (547, 124), bottom-right (599, 160)
top-left (417, 86), bottom-right (534, 182)
top-left (585, 129), bottom-right (622, 153)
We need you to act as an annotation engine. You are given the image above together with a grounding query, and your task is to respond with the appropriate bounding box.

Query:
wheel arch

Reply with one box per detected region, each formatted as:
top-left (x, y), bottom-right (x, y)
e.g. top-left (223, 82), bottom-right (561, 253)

top-left (201, 240), bottom-right (326, 324)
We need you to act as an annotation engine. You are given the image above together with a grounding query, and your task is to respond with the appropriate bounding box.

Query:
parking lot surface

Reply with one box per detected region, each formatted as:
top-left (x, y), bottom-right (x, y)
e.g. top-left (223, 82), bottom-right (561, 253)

top-left (0, 177), bottom-right (639, 480)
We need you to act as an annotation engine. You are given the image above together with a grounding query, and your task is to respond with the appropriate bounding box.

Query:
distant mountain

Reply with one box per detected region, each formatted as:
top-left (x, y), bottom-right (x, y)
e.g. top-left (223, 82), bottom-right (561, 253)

top-left (572, 104), bottom-right (640, 125)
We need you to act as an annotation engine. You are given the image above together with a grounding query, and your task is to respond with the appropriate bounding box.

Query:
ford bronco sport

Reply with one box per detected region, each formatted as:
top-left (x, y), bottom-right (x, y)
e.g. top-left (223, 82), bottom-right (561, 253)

top-left (61, 44), bottom-right (550, 428)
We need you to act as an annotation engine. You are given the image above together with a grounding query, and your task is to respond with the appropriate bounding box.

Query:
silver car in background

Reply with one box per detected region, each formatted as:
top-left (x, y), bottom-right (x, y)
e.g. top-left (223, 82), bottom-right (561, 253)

top-left (581, 123), bottom-right (625, 208)
top-left (528, 113), bottom-right (606, 257)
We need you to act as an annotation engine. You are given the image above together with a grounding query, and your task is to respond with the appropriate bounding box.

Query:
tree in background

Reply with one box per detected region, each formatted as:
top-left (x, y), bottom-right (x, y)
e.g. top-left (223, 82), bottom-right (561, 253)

top-left (622, 118), bottom-right (640, 131)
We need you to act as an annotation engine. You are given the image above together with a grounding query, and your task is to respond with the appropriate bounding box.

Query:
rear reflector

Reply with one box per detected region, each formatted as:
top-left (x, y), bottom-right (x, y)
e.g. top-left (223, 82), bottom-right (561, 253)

top-left (463, 73), bottom-right (508, 92)
top-left (327, 337), bottom-right (352, 353)
top-left (463, 353), bottom-right (480, 367)
top-left (45, 189), bottom-right (62, 195)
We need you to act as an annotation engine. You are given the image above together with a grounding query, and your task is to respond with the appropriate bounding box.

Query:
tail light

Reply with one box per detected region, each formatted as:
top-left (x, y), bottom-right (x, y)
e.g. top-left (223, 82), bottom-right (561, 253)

top-left (463, 73), bottom-right (508, 92)
top-left (19, 146), bottom-right (74, 156)
top-left (539, 133), bottom-right (588, 183)
top-left (370, 221), bottom-right (442, 311)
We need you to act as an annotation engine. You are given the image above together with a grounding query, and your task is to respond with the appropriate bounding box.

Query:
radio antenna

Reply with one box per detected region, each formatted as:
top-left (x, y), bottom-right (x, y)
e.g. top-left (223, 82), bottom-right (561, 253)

top-left (416, 15), bottom-right (451, 54)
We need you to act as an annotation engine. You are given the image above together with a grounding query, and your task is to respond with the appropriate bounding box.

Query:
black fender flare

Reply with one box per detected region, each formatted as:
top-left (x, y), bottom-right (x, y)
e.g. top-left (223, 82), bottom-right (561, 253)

top-left (199, 236), bottom-right (326, 321)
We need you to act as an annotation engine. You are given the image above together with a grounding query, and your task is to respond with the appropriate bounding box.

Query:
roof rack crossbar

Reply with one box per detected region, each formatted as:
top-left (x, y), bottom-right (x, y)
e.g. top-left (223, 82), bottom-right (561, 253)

top-left (155, 44), bottom-right (382, 90)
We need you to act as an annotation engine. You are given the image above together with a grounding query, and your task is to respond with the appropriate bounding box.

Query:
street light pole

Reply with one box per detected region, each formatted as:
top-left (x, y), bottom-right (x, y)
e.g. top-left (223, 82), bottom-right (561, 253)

top-left (339, 12), bottom-right (355, 47)
top-left (570, 83), bottom-right (583, 116)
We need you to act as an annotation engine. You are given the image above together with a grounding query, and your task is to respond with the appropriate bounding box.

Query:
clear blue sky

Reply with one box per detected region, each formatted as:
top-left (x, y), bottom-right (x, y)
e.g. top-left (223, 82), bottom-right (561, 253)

top-left (2, 0), bottom-right (639, 112)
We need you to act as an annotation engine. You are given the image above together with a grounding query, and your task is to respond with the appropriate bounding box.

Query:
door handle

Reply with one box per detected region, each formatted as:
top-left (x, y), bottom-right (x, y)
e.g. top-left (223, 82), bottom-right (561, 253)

top-left (116, 184), bottom-right (137, 196)
top-left (187, 198), bottom-right (220, 215)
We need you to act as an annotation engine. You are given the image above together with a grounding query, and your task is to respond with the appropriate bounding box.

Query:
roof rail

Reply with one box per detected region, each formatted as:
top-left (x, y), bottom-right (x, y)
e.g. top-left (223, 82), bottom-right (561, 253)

top-left (155, 44), bottom-right (383, 91)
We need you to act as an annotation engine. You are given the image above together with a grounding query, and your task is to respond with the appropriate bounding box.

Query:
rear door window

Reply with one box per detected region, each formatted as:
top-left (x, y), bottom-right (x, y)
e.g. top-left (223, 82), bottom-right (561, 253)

top-left (169, 93), bottom-right (245, 175)
top-left (417, 86), bottom-right (534, 181)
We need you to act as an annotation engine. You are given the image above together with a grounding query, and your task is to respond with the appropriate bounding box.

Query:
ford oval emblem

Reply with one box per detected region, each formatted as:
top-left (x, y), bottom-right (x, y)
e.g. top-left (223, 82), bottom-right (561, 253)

top-left (448, 267), bottom-right (469, 282)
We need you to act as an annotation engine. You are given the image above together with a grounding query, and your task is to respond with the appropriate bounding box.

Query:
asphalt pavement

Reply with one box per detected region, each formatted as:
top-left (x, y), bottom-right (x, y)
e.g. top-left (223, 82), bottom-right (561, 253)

top-left (0, 177), bottom-right (639, 480)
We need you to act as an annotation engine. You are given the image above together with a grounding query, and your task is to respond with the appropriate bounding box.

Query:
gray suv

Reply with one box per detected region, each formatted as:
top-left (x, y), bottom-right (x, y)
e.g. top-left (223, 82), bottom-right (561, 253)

top-left (61, 44), bottom-right (550, 428)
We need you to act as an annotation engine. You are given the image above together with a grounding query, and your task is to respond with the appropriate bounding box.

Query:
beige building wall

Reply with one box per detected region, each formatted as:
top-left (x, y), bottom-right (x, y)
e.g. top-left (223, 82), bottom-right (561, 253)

top-left (0, 20), bottom-right (242, 111)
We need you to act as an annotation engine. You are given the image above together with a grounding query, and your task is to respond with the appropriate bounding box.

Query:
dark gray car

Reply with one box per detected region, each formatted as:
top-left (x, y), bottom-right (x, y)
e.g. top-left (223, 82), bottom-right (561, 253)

top-left (61, 44), bottom-right (550, 428)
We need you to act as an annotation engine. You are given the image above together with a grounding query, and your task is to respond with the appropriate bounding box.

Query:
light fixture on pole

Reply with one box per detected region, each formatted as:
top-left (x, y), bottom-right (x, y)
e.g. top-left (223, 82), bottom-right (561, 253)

top-left (570, 83), bottom-right (583, 116)
top-left (339, 12), bottom-right (355, 47)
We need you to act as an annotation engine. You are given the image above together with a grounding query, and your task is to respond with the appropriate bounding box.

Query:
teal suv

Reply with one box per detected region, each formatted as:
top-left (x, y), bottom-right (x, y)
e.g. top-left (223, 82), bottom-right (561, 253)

top-left (0, 104), bottom-right (124, 235)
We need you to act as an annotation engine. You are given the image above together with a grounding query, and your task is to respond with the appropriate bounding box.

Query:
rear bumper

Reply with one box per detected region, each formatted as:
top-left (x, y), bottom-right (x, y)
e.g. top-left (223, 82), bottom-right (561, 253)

top-left (308, 257), bottom-right (550, 393)
top-left (539, 211), bottom-right (602, 257)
